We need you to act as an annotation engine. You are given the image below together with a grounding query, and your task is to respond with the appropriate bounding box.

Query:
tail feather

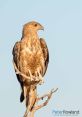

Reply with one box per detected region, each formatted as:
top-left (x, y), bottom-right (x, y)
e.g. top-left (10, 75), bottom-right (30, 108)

top-left (20, 91), bottom-right (24, 102)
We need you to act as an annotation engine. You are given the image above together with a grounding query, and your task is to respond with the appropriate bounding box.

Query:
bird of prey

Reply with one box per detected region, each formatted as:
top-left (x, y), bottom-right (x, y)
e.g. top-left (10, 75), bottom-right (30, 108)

top-left (12, 21), bottom-right (49, 112)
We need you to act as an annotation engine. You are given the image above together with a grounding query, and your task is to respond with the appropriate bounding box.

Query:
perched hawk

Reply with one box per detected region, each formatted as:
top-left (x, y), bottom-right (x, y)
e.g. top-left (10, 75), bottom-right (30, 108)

top-left (12, 21), bottom-right (49, 110)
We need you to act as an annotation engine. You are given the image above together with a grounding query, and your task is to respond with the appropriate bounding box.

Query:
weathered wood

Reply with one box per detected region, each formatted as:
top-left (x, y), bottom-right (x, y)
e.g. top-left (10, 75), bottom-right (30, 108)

top-left (23, 88), bottom-right (58, 117)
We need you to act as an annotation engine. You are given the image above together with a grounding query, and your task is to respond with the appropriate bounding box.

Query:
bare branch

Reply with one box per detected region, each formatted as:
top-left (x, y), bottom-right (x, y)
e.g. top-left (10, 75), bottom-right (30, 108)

top-left (36, 88), bottom-right (58, 101)
top-left (33, 88), bottom-right (58, 111)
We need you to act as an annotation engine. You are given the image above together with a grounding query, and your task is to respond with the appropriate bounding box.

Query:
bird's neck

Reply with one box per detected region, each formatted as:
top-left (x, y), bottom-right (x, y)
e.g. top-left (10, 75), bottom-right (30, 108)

top-left (22, 30), bottom-right (38, 40)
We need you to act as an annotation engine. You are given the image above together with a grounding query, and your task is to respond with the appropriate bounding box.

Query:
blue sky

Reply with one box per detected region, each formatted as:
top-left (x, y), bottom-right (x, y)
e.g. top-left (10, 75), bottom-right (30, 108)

top-left (0, 0), bottom-right (82, 117)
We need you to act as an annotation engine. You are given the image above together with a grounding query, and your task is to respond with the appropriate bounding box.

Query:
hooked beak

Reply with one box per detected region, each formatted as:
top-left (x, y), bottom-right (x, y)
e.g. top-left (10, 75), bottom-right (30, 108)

top-left (41, 26), bottom-right (44, 30)
top-left (39, 24), bottom-right (44, 31)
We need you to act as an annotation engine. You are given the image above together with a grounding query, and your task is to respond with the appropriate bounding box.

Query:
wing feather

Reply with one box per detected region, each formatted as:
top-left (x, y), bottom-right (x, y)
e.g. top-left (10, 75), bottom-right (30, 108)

top-left (12, 41), bottom-right (20, 65)
top-left (40, 38), bottom-right (49, 76)
top-left (12, 41), bottom-right (24, 102)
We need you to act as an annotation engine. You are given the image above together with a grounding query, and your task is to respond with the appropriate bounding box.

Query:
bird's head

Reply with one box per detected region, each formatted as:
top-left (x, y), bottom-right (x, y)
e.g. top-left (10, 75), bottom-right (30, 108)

top-left (22, 21), bottom-right (44, 36)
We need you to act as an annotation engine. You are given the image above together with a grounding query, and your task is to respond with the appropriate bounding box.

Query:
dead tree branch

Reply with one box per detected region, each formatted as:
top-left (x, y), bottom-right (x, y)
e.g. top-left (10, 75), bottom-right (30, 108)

top-left (33, 88), bottom-right (58, 111)
top-left (23, 88), bottom-right (58, 117)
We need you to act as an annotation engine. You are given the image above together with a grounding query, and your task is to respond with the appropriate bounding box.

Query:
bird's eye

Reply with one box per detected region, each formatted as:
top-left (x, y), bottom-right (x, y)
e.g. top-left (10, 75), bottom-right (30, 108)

top-left (34, 24), bottom-right (37, 27)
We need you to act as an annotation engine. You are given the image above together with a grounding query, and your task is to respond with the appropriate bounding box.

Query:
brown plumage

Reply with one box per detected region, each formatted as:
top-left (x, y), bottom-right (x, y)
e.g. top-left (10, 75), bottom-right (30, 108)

top-left (12, 21), bottom-right (49, 112)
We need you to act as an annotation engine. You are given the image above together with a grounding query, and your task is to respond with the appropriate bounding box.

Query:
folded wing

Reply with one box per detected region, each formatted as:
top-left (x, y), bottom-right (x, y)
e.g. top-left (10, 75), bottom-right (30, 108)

top-left (40, 38), bottom-right (49, 76)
